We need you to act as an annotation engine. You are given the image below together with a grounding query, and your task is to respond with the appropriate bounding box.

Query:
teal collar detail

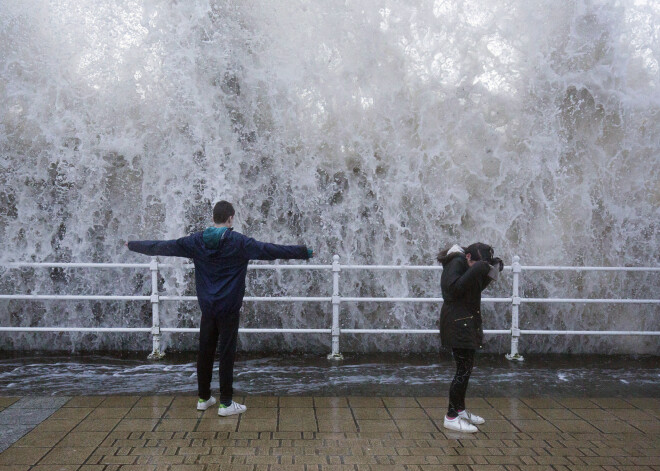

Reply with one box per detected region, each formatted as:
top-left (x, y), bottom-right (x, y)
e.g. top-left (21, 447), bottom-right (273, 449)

top-left (203, 226), bottom-right (229, 249)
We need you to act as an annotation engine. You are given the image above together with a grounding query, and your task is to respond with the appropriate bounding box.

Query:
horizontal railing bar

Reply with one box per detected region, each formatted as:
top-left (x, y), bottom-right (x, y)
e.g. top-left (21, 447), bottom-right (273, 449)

top-left (0, 295), bottom-right (150, 301)
top-left (4, 262), bottom-right (659, 273)
top-left (3, 262), bottom-right (151, 269)
top-left (340, 297), bottom-right (511, 303)
top-left (2, 262), bottom-right (333, 270)
top-left (341, 265), bottom-right (442, 271)
top-left (340, 329), bottom-right (510, 334)
top-left (520, 330), bottom-right (660, 335)
top-left (521, 266), bottom-right (660, 272)
top-left (0, 264), bottom-right (523, 272)
top-left (171, 264), bottom-right (332, 270)
top-left (521, 298), bottom-right (660, 304)
top-left (240, 328), bottom-right (331, 333)
top-left (0, 327), bottom-right (151, 332)
top-left (340, 265), bottom-right (515, 272)
top-left (246, 265), bottom-right (331, 270)
top-left (160, 328), bottom-right (332, 333)
top-left (341, 297), bottom-right (443, 302)
top-left (2, 295), bottom-right (655, 305)
top-left (159, 296), bottom-right (332, 302)
top-left (2, 327), bottom-right (655, 336)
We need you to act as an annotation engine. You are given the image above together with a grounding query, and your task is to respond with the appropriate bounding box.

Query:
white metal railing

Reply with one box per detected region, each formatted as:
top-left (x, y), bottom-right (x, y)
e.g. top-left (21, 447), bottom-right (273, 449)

top-left (1, 255), bottom-right (659, 361)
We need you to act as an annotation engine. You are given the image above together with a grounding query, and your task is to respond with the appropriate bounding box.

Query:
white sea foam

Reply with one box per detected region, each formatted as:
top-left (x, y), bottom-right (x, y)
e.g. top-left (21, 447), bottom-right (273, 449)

top-left (0, 0), bottom-right (658, 353)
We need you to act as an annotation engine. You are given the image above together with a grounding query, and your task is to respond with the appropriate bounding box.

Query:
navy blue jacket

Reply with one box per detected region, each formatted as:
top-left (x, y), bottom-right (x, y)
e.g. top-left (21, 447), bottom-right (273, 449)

top-left (127, 229), bottom-right (310, 315)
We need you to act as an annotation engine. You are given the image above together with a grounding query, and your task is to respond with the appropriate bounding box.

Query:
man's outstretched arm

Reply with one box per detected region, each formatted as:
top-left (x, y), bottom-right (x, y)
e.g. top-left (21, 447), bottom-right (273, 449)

top-left (241, 236), bottom-right (312, 261)
top-left (127, 236), bottom-right (195, 258)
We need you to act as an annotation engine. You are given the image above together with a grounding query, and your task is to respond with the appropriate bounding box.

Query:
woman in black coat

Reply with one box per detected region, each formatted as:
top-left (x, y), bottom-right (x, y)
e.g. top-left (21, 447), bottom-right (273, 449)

top-left (437, 242), bottom-right (502, 433)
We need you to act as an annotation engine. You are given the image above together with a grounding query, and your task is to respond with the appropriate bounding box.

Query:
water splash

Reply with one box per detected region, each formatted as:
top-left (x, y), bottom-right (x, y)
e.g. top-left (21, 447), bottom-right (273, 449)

top-left (0, 0), bottom-right (658, 353)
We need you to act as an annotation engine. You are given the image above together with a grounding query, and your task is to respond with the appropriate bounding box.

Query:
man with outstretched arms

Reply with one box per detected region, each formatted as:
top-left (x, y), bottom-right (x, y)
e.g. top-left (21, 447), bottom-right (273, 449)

top-left (127, 201), bottom-right (314, 416)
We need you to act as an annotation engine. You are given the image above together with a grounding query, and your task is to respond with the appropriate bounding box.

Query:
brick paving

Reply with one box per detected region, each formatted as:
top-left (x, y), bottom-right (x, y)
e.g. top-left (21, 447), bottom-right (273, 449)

top-left (0, 395), bottom-right (659, 470)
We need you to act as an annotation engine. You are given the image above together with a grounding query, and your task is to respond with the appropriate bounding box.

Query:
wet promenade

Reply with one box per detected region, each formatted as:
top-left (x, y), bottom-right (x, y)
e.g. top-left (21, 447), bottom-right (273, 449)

top-left (1, 395), bottom-right (659, 470)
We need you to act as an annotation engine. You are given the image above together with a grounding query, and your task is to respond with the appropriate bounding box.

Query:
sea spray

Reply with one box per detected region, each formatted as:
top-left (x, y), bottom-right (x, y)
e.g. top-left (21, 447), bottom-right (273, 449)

top-left (0, 0), bottom-right (658, 353)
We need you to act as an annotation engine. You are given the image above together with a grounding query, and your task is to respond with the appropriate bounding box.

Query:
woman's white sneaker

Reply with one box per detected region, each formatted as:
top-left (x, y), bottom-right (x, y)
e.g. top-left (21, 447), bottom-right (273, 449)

top-left (218, 401), bottom-right (247, 417)
top-left (197, 396), bottom-right (216, 411)
top-left (443, 415), bottom-right (478, 433)
top-left (458, 410), bottom-right (485, 425)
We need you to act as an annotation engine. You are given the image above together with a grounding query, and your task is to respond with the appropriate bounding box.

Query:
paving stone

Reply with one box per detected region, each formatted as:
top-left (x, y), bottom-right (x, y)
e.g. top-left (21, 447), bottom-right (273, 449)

top-left (317, 419), bottom-right (358, 432)
top-left (32, 419), bottom-right (81, 433)
top-left (11, 430), bottom-right (68, 448)
top-left (48, 408), bottom-right (92, 421)
top-left (114, 419), bottom-right (160, 432)
top-left (86, 407), bottom-right (129, 419)
top-left (608, 408), bottom-right (657, 422)
top-left (64, 396), bottom-right (106, 408)
top-left (509, 420), bottom-right (559, 433)
top-left (196, 419), bottom-right (238, 432)
top-left (123, 407), bottom-right (164, 419)
top-left (472, 420), bottom-right (519, 433)
top-left (56, 431), bottom-right (109, 448)
top-left (238, 418), bottom-right (277, 432)
top-left (519, 398), bottom-right (563, 409)
top-left (316, 408), bottom-right (354, 420)
top-left (484, 398), bottom-right (527, 409)
top-left (134, 396), bottom-right (173, 408)
top-left (39, 446), bottom-right (97, 465)
top-left (0, 408), bottom-right (57, 425)
top-left (625, 398), bottom-right (660, 409)
top-left (167, 399), bottom-right (195, 411)
top-left (0, 398), bottom-right (20, 408)
top-left (162, 408), bottom-right (202, 418)
top-left (279, 408), bottom-right (315, 421)
top-left (628, 420), bottom-right (660, 433)
top-left (314, 397), bottom-right (349, 408)
top-left (394, 419), bottom-right (438, 432)
top-left (353, 408), bottom-right (391, 420)
top-left (536, 408), bottom-right (581, 420)
top-left (382, 398), bottom-right (420, 408)
top-left (589, 398), bottom-right (636, 409)
top-left (356, 420), bottom-right (399, 432)
top-left (279, 397), bottom-right (313, 408)
top-left (0, 447), bottom-right (50, 465)
top-left (388, 408), bottom-right (428, 419)
top-left (550, 420), bottom-right (600, 433)
top-left (241, 396), bottom-right (278, 408)
top-left (31, 466), bottom-right (81, 471)
top-left (555, 398), bottom-right (601, 409)
top-left (154, 419), bottom-right (198, 432)
top-left (0, 424), bottom-right (35, 453)
top-left (9, 397), bottom-right (71, 410)
top-left (349, 397), bottom-right (385, 408)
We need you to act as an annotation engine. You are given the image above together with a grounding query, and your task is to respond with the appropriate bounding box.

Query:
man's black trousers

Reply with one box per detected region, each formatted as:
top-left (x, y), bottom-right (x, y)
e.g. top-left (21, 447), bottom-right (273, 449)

top-left (197, 310), bottom-right (240, 404)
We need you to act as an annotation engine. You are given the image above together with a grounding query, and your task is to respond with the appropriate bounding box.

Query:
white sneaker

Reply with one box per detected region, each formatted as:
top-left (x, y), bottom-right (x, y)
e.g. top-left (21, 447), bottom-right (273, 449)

top-left (197, 396), bottom-right (217, 411)
top-left (443, 415), bottom-right (478, 433)
top-left (458, 410), bottom-right (485, 425)
top-left (218, 401), bottom-right (247, 417)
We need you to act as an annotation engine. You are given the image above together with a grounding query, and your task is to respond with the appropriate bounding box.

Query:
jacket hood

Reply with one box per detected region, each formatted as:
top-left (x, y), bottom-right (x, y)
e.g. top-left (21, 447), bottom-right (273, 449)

top-left (202, 226), bottom-right (229, 249)
top-left (437, 244), bottom-right (466, 265)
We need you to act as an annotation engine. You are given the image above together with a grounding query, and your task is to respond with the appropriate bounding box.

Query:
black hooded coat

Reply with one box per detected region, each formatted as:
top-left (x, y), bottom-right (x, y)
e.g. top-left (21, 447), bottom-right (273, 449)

top-left (438, 252), bottom-right (492, 350)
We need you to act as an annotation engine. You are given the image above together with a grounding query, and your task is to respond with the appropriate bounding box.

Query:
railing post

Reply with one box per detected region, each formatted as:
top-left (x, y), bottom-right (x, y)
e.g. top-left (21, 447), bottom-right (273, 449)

top-left (506, 255), bottom-right (524, 361)
top-left (327, 254), bottom-right (344, 360)
top-left (148, 257), bottom-right (165, 360)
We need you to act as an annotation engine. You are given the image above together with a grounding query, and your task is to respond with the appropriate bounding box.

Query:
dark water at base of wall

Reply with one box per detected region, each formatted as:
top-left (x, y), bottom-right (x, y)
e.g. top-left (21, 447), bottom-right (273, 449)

top-left (0, 351), bottom-right (658, 397)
